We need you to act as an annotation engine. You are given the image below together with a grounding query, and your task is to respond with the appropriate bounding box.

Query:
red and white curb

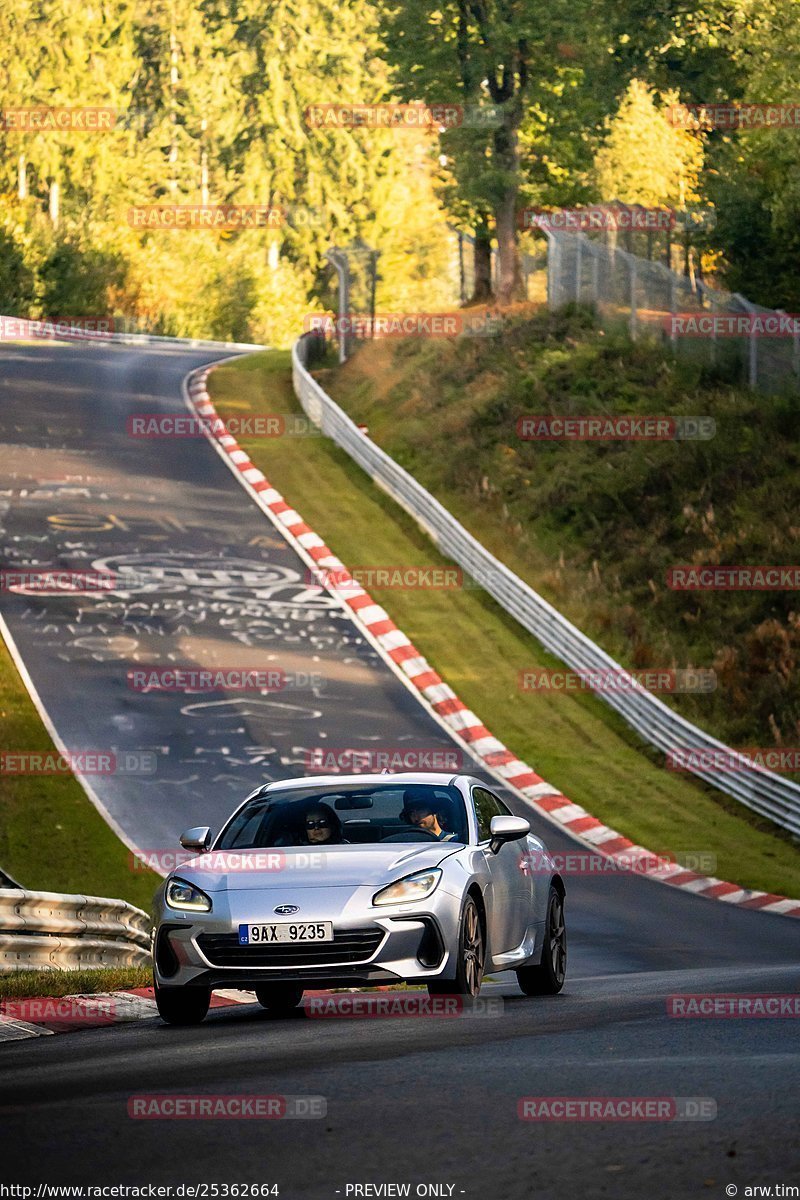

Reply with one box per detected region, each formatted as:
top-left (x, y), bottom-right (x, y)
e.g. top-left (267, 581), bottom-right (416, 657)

top-left (183, 365), bottom-right (800, 921)
top-left (0, 986), bottom-right (430, 1039)
top-left (0, 988), bottom-right (257, 1040)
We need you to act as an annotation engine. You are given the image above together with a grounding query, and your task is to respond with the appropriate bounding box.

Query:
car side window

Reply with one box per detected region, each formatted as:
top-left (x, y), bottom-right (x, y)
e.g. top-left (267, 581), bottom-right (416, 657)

top-left (472, 787), bottom-right (510, 841)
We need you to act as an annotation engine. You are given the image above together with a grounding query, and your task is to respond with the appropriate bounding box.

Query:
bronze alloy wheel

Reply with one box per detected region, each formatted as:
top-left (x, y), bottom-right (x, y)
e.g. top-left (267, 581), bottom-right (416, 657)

top-left (428, 895), bottom-right (484, 998)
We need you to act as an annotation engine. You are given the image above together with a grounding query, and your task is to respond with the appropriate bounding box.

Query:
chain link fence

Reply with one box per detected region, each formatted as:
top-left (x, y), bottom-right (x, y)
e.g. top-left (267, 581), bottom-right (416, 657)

top-left (323, 213), bottom-right (797, 390)
top-left (544, 223), bottom-right (799, 393)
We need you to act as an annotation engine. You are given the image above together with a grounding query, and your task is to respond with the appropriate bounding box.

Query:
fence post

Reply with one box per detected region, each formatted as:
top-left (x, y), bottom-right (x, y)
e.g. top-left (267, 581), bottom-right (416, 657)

top-left (669, 270), bottom-right (677, 351)
top-left (545, 230), bottom-right (556, 309)
top-left (775, 308), bottom-right (798, 383)
top-left (575, 234), bottom-right (583, 303)
top-left (628, 255), bottom-right (637, 340)
top-left (325, 247), bottom-right (350, 364)
top-left (734, 294), bottom-right (758, 388)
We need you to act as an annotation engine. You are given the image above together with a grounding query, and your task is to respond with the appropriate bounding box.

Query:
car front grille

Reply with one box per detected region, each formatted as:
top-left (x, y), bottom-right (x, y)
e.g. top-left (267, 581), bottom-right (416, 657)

top-left (196, 926), bottom-right (385, 968)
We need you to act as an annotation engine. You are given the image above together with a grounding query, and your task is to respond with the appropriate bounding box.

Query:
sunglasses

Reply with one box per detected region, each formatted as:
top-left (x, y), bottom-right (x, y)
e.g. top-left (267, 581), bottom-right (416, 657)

top-left (305, 819), bottom-right (331, 830)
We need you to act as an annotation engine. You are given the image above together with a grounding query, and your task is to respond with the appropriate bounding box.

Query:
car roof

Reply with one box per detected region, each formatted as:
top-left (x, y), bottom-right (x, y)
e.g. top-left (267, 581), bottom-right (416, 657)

top-left (261, 772), bottom-right (471, 792)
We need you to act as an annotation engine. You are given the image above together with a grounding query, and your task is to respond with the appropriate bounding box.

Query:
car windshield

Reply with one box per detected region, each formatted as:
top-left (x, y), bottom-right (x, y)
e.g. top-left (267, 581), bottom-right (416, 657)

top-left (216, 782), bottom-right (468, 849)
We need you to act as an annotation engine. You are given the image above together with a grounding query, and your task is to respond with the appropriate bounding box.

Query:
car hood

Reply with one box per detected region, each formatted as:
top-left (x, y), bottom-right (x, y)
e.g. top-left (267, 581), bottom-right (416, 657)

top-left (173, 842), bottom-right (460, 891)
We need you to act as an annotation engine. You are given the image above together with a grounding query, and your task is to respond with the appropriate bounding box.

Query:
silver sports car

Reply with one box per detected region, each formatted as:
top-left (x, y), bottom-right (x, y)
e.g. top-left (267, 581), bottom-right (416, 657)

top-left (151, 772), bottom-right (566, 1024)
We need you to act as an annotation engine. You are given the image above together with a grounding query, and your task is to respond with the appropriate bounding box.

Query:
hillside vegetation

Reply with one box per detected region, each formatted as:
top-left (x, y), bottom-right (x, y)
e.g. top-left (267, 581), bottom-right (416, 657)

top-left (323, 307), bottom-right (800, 757)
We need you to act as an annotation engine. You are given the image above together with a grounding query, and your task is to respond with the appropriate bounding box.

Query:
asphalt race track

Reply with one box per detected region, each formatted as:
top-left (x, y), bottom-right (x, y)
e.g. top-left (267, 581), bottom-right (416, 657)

top-left (0, 341), bottom-right (798, 1197)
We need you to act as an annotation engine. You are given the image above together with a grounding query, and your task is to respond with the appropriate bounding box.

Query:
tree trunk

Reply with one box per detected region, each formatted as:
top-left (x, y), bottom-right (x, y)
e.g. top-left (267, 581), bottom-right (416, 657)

top-left (492, 108), bottom-right (524, 304)
top-left (471, 220), bottom-right (493, 302)
top-left (495, 187), bottom-right (523, 303)
top-left (49, 180), bottom-right (60, 227)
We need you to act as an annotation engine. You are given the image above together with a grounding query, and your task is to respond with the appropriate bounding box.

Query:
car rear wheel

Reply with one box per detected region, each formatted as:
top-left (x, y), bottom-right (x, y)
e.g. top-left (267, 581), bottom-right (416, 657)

top-left (516, 885), bottom-right (566, 996)
top-left (255, 983), bottom-right (304, 1014)
top-left (153, 979), bottom-right (211, 1025)
top-left (427, 894), bottom-right (484, 998)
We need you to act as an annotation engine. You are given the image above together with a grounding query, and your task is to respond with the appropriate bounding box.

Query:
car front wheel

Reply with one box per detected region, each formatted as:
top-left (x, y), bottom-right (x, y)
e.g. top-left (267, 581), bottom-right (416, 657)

top-left (516, 885), bottom-right (566, 996)
top-left (428, 894), bottom-right (484, 998)
top-left (153, 979), bottom-right (211, 1025)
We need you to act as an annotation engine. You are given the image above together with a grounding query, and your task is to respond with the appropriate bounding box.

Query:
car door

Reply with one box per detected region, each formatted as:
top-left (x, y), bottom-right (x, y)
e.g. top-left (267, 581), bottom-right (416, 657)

top-left (471, 786), bottom-right (532, 954)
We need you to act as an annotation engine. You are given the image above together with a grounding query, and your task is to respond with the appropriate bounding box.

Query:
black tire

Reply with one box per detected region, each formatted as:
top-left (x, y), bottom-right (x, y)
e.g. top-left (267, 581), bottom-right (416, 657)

top-left (516, 885), bottom-right (566, 996)
top-left (427, 894), bottom-right (484, 998)
top-left (255, 983), bottom-right (304, 1014)
top-left (154, 979), bottom-right (211, 1025)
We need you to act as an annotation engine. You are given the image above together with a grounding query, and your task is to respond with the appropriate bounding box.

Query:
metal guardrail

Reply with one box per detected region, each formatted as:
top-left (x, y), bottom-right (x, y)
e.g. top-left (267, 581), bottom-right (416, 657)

top-left (0, 889), bottom-right (151, 972)
top-left (0, 318), bottom-right (264, 353)
top-left (292, 333), bottom-right (800, 837)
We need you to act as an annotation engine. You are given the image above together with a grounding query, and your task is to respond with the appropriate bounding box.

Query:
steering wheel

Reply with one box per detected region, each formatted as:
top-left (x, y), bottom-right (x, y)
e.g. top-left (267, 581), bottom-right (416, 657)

top-left (381, 825), bottom-right (441, 842)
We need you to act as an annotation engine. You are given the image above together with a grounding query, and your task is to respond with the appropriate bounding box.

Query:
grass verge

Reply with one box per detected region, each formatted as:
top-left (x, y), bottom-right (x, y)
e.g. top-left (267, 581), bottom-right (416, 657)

top-left (0, 634), bottom-right (160, 907)
top-left (209, 349), bottom-right (800, 898)
top-left (0, 966), bottom-right (151, 1000)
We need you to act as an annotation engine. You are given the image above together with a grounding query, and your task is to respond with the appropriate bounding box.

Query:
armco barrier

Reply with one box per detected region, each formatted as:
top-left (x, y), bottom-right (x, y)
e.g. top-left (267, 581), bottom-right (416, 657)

top-left (0, 889), bottom-right (151, 972)
top-left (0, 317), bottom-right (264, 353)
top-left (292, 333), bottom-right (800, 838)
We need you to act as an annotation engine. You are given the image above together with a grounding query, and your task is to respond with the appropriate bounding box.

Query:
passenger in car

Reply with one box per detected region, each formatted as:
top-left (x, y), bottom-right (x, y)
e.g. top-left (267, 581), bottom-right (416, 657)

top-left (299, 802), bottom-right (347, 845)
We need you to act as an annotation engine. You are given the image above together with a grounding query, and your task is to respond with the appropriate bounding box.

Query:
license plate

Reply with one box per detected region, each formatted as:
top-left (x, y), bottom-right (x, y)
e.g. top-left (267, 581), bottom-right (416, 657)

top-left (238, 921), bottom-right (334, 945)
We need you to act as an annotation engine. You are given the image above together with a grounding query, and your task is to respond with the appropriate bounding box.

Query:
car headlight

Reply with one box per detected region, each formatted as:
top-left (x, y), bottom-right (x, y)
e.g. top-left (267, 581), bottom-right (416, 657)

top-left (165, 877), bottom-right (212, 912)
top-left (373, 869), bottom-right (442, 907)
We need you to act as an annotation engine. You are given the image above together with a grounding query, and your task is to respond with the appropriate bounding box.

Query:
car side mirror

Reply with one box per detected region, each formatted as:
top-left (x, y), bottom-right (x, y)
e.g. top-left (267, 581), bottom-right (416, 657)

top-left (180, 826), bottom-right (211, 852)
top-left (489, 815), bottom-right (530, 855)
